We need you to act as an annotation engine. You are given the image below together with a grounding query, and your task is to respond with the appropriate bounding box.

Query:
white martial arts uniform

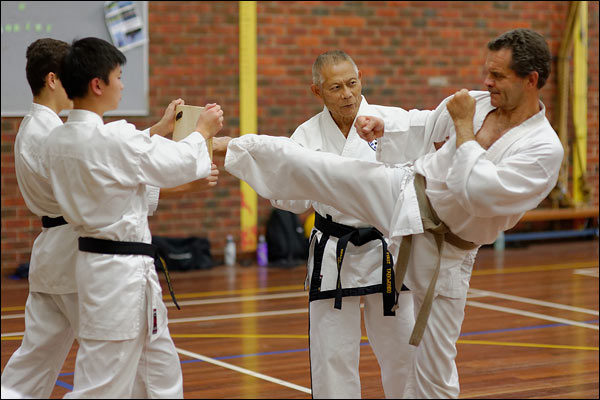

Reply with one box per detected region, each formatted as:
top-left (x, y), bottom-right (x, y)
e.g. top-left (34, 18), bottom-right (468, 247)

top-left (270, 97), bottom-right (415, 398)
top-left (224, 91), bottom-right (563, 398)
top-left (42, 109), bottom-right (211, 398)
top-left (2, 103), bottom-right (80, 398)
top-left (3, 104), bottom-right (161, 398)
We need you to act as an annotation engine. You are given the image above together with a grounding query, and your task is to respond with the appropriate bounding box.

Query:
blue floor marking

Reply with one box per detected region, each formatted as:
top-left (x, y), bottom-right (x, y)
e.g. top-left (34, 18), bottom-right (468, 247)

top-left (55, 380), bottom-right (73, 390)
top-left (459, 318), bottom-right (599, 337)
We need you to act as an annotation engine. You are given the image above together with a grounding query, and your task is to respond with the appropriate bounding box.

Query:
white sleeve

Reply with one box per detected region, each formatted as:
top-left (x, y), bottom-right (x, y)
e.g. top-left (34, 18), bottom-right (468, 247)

top-left (267, 125), bottom-right (312, 213)
top-left (142, 127), bottom-right (161, 215)
top-left (270, 199), bottom-right (312, 214)
top-left (376, 97), bottom-right (453, 164)
top-left (446, 139), bottom-right (563, 217)
top-left (113, 123), bottom-right (211, 189)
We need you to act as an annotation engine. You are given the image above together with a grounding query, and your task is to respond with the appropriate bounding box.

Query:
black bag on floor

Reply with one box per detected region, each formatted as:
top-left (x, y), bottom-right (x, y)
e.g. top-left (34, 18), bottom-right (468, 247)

top-left (13, 262), bottom-right (29, 279)
top-left (152, 236), bottom-right (213, 271)
top-left (266, 209), bottom-right (309, 268)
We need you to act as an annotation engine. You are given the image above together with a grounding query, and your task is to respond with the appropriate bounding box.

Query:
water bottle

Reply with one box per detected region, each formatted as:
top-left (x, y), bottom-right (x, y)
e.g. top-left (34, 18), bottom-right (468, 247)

top-left (224, 235), bottom-right (236, 266)
top-left (494, 231), bottom-right (505, 252)
top-left (257, 234), bottom-right (268, 267)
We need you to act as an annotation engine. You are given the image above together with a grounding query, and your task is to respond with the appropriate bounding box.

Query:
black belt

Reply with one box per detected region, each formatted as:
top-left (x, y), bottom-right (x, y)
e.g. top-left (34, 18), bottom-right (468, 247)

top-left (41, 216), bottom-right (67, 228)
top-left (78, 237), bottom-right (180, 310)
top-left (310, 213), bottom-right (403, 316)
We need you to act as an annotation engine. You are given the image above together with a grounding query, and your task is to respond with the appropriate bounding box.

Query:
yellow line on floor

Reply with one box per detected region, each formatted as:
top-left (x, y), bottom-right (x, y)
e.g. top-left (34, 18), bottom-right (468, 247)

top-left (173, 333), bottom-right (308, 339)
top-left (1, 336), bottom-right (23, 341)
top-left (173, 335), bottom-right (598, 351)
top-left (171, 333), bottom-right (370, 341)
top-left (175, 334), bottom-right (599, 350)
top-left (3, 333), bottom-right (597, 352)
top-left (1, 306), bottom-right (25, 312)
top-left (457, 339), bottom-right (598, 351)
top-left (163, 284), bottom-right (305, 301)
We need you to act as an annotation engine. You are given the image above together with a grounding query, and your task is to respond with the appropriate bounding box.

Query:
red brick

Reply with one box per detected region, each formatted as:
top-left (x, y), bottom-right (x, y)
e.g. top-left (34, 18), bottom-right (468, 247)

top-left (321, 16), bottom-right (365, 27)
top-left (296, 36), bottom-right (320, 47)
top-left (1, 1), bottom-right (598, 274)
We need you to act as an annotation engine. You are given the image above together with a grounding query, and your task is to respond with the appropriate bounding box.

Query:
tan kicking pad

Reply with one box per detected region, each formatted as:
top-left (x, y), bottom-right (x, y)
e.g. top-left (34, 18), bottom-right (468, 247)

top-left (173, 105), bottom-right (212, 160)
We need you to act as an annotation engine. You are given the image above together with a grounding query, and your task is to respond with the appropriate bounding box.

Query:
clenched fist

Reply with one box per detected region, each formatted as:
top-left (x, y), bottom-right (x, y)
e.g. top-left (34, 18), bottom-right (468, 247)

top-left (446, 89), bottom-right (475, 124)
top-left (196, 103), bottom-right (224, 140)
top-left (355, 115), bottom-right (385, 143)
top-left (447, 89), bottom-right (476, 148)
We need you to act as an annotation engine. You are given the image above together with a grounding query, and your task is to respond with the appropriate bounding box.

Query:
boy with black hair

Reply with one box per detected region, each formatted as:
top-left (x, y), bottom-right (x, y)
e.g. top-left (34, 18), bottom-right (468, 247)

top-left (43, 36), bottom-right (226, 398)
top-left (1, 37), bottom-right (76, 399)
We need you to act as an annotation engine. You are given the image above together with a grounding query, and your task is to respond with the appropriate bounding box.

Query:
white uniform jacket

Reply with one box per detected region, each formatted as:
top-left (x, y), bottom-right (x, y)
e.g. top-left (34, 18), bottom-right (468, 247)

top-left (43, 110), bottom-right (210, 341)
top-left (379, 90), bottom-right (564, 245)
top-left (14, 103), bottom-right (79, 294)
top-left (15, 104), bottom-right (159, 294)
top-left (271, 97), bottom-right (433, 296)
top-left (379, 90), bottom-right (564, 296)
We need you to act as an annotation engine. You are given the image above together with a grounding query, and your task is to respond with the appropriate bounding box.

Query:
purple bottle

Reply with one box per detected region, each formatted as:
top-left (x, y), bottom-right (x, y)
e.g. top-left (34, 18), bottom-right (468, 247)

top-left (257, 234), bottom-right (268, 267)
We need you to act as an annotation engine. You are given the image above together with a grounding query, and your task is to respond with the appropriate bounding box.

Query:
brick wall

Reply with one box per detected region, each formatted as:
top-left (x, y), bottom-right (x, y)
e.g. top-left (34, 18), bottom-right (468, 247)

top-left (1, 1), bottom-right (598, 274)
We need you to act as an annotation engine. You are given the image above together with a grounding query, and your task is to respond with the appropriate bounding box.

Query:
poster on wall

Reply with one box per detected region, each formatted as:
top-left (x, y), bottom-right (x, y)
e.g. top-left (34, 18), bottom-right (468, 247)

top-left (104, 0), bottom-right (146, 51)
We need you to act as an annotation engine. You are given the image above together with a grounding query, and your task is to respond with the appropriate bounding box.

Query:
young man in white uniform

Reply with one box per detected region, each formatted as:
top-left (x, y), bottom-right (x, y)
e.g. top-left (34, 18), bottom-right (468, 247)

top-left (270, 50), bottom-right (416, 398)
top-left (1, 38), bottom-right (77, 399)
top-left (223, 29), bottom-right (563, 398)
top-left (42, 37), bottom-right (226, 398)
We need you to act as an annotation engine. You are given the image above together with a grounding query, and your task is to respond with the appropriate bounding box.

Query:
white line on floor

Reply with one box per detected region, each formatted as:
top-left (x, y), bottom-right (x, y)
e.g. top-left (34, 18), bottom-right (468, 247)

top-left (468, 288), bottom-right (599, 316)
top-left (0, 314), bottom-right (24, 320)
top-left (573, 267), bottom-right (599, 278)
top-left (175, 347), bottom-right (312, 394)
top-left (466, 300), bottom-right (599, 330)
top-left (1, 331), bottom-right (24, 337)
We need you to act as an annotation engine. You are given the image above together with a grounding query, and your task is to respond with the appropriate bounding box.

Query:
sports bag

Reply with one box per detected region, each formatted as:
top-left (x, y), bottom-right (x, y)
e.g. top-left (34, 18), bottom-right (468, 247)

top-left (152, 236), bottom-right (213, 271)
top-left (265, 209), bottom-right (309, 268)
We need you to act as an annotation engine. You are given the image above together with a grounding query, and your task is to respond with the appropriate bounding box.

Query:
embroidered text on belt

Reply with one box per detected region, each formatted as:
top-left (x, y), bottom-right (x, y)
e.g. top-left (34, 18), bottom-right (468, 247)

top-left (41, 216), bottom-right (67, 228)
top-left (311, 213), bottom-right (399, 316)
top-left (394, 173), bottom-right (478, 346)
top-left (78, 237), bottom-right (180, 310)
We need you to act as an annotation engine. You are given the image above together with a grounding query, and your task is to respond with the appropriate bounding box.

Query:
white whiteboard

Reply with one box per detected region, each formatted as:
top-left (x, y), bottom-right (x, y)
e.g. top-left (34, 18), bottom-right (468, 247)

top-left (1, 1), bottom-right (148, 116)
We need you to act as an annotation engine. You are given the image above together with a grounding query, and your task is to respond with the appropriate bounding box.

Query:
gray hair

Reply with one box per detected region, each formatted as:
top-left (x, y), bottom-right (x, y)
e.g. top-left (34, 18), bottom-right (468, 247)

top-left (312, 50), bottom-right (359, 86)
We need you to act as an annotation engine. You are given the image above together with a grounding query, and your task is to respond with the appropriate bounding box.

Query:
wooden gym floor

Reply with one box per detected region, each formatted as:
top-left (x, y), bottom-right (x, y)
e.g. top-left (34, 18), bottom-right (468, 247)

top-left (1, 238), bottom-right (598, 398)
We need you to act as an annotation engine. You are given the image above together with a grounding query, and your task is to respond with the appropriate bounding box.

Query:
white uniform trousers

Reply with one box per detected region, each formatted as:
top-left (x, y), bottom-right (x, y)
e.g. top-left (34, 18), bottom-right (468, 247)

top-left (131, 324), bottom-right (183, 399)
top-left (404, 291), bottom-right (466, 399)
top-left (1, 292), bottom-right (78, 398)
top-left (64, 324), bottom-right (182, 399)
top-left (1, 385), bottom-right (25, 399)
top-left (309, 291), bottom-right (415, 398)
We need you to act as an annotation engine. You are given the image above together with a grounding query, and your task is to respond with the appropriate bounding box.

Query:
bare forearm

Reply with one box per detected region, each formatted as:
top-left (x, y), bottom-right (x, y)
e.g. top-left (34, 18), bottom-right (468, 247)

top-left (454, 119), bottom-right (475, 148)
top-left (159, 182), bottom-right (193, 198)
top-left (149, 122), bottom-right (168, 137)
